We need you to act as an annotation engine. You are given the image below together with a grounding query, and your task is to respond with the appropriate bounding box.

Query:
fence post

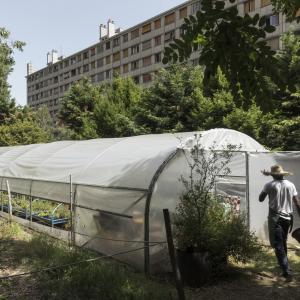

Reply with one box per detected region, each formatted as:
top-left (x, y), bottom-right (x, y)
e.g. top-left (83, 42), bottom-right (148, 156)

top-left (163, 209), bottom-right (185, 300)
top-left (6, 180), bottom-right (12, 223)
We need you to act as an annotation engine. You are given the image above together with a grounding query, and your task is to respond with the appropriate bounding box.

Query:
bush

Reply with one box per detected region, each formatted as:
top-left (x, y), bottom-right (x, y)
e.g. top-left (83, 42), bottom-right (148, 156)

top-left (174, 136), bottom-right (261, 268)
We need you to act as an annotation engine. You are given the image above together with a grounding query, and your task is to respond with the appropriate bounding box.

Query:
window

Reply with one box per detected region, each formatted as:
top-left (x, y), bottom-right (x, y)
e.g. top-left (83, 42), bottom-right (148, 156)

top-left (267, 14), bottom-right (279, 26)
top-left (154, 18), bottom-right (161, 29)
top-left (77, 54), bottom-right (82, 62)
top-left (53, 76), bottom-right (58, 83)
top-left (154, 36), bottom-right (161, 46)
top-left (154, 52), bottom-right (161, 63)
top-left (97, 58), bottom-right (104, 68)
top-left (106, 70), bottom-right (111, 79)
top-left (131, 28), bottom-right (140, 40)
top-left (63, 71), bottom-right (70, 79)
top-left (192, 1), bottom-right (201, 14)
top-left (143, 56), bottom-right (152, 67)
top-left (131, 60), bottom-right (139, 70)
top-left (113, 52), bottom-right (120, 62)
top-left (142, 23), bottom-right (151, 34)
top-left (142, 39), bottom-right (151, 51)
top-left (71, 56), bottom-right (77, 65)
top-left (97, 44), bottom-right (104, 54)
top-left (106, 55), bottom-right (111, 64)
top-left (97, 72), bottom-right (104, 82)
top-left (131, 44), bottom-right (140, 55)
top-left (261, 0), bottom-right (271, 7)
top-left (90, 48), bottom-right (96, 56)
top-left (244, 0), bottom-right (255, 13)
top-left (123, 64), bottom-right (129, 73)
top-left (83, 64), bottom-right (89, 73)
top-left (123, 33), bottom-right (129, 43)
top-left (165, 30), bottom-right (175, 42)
top-left (179, 7), bottom-right (187, 19)
top-left (143, 73), bottom-right (152, 83)
top-left (123, 48), bottom-right (129, 58)
top-left (165, 13), bottom-right (175, 25)
top-left (64, 60), bottom-right (69, 67)
top-left (106, 41), bottom-right (111, 50)
top-left (91, 61), bottom-right (96, 69)
top-left (83, 51), bottom-right (89, 59)
top-left (266, 37), bottom-right (280, 50)
top-left (180, 27), bottom-right (187, 36)
top-left (113, 37), bottom-right (120, 47)
top-left (77, 67), bottom-right (82, 75)
top-left (91, 74), bottom-right (96, 83)
top-left (71, 69), bottom-right (76, 77)
top-left (133, 76), bottom-right (139, 84)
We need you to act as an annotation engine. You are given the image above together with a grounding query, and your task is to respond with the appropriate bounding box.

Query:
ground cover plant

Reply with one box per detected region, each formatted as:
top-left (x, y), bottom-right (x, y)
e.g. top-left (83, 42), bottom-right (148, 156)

top-left (1, 219), bottom-right (300, 299)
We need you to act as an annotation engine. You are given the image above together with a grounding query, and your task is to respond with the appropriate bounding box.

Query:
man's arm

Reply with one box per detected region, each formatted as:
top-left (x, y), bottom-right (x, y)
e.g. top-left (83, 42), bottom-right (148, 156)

top-left (293, 195), bottom-right (300, 217)
top-left (259, 191), bottom-right (267, 202)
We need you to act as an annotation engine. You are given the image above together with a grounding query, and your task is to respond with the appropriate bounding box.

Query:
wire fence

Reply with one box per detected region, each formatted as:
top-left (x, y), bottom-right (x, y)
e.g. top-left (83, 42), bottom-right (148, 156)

top-left (0, 239), bottom-right (161, 281)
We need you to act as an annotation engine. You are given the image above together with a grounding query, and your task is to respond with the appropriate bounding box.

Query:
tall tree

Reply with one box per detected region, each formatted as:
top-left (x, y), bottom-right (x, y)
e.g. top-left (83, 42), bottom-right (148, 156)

top-left (58, 78), bottom-right (100, 139)
top-left (0, 27), bottom-right (25, 123)
top-left (94, 76), bottom-right (142, 137)
top-left (134, 65), bottom-right (204, 133)
top-left (163, 0), bottom-right (277, 108)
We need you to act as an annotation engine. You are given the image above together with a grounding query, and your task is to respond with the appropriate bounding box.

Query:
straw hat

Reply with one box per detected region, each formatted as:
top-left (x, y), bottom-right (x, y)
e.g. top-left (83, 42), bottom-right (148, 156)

top-left (262, 165), bottom-right (292, 176)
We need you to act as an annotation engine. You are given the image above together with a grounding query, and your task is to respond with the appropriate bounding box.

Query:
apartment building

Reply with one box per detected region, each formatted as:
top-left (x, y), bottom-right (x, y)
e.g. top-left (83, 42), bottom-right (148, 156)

top-left (26, 0), bottom-right (300, 119)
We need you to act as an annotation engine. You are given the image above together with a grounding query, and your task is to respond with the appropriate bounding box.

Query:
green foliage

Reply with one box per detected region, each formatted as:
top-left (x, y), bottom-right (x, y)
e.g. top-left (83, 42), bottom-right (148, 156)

top-left (0, 27), bottom-right (25, 124)
top-left (58, 78), bottom-right (100, 139)
top-left (163, 0), bottom-right (277, 107)
top-left (271, 0), bottom-right (300, 22)
top-left (94, 76), bottom-right (142, 137)
top-left (174, 137), bottom-right (260, 264)
top-left (134, 65), bottom-right (203, 133)
top-left (20, 234), bottom-right (173, 300)
top-left (0, 117), bottom-right (52, 146)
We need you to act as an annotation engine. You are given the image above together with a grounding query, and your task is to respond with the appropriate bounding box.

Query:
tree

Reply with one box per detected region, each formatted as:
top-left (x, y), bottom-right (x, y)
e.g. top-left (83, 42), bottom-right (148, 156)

top-left (0, 27), bottom-right (25, 124)
top-left (94, 76), bottom-right (142, 137)
top-left (0, 117), bottom-right (52, 146)
top-left (271, 0), bottom-right (300, 22)
top-left (163, 0), bottom-right (277, 108)
top-left (134, 65), bottom-right (204, 133)
top-left (58, 78), bottom-right (100, 139)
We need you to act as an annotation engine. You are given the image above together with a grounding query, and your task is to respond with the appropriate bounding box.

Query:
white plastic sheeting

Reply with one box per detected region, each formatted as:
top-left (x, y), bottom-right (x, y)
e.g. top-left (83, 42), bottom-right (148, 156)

top-left (0, 129), bottom-right (272, 272)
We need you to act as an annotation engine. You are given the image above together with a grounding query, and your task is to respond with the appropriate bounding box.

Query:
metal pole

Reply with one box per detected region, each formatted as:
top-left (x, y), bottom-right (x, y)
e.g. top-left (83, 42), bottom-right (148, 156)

top-left (0, 177), bottom-right (3, 212)
top-left (163, 209), bottom-right (185, 300)
top-left (6, 180), bottom-right (12, 223)
top-left (69, 174), bottom-right (73, 248)
top-left (245, 152), bottom-right (250, 229)
top-left (29, 180), bottom-right (33, 224)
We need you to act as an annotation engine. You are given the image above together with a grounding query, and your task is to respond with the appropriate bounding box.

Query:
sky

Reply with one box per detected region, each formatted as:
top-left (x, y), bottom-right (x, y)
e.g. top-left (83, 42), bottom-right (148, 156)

top-left (1, 0), bottom-right (184, 106)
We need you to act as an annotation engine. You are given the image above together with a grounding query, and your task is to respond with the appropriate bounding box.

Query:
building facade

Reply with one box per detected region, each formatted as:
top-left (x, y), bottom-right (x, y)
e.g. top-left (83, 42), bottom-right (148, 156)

top-left (26, 0), bottom-right (300, 119)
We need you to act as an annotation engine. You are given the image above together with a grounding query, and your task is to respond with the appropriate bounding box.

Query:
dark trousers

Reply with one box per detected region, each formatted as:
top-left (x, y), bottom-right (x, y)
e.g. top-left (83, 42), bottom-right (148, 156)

top-left (273, 217), bottom-right (290, 273)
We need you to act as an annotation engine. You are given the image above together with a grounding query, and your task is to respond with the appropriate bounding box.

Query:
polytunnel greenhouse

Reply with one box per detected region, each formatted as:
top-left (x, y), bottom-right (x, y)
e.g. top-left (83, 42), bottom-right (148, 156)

top-left (0, 128), bottom-right (299, 273)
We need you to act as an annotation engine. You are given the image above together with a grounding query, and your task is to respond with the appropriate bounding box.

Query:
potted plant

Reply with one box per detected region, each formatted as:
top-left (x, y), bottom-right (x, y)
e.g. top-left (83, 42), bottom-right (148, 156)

top-left (174, 136), bottom-right (260, 286)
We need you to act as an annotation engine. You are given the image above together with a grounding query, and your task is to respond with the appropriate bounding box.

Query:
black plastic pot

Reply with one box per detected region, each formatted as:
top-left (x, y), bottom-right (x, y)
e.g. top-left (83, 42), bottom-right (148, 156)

top-left (292, 228), bottom-right (300, 243)
top-left (176, 248), bottom-right (227, 287)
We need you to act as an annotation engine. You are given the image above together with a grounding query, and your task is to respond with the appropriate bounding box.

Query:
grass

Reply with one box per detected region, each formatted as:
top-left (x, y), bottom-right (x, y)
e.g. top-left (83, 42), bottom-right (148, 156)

top-left (0, 219), bottom-right (174, 300)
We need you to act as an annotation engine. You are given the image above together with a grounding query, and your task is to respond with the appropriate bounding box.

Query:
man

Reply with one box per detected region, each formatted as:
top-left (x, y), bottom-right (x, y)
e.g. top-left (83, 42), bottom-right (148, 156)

top-left (259, 165), bottom-right (300, 279)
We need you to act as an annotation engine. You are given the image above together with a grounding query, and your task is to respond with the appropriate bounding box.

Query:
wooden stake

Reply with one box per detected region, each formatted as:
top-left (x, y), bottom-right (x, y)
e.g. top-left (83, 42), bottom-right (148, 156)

top-left (163, 208), bottom-right (185, 300)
